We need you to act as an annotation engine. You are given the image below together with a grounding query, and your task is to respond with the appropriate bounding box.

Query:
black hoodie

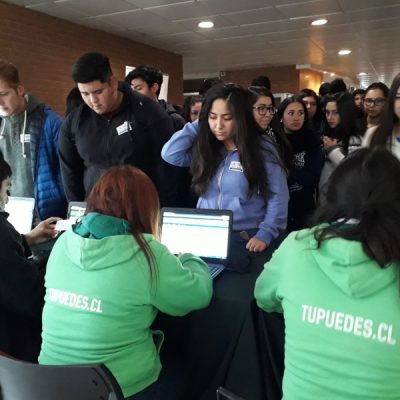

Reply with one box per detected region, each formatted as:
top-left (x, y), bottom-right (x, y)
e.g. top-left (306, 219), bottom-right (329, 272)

top-left (0, 212), bottom-right (45, 361)
top-left (59, 82), bottom-right (176, 206)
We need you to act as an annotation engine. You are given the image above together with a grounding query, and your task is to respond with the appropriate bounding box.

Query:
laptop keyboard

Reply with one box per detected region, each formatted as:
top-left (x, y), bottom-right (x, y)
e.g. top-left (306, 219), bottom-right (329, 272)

top-left (208, 262), bottom-right (224, 279)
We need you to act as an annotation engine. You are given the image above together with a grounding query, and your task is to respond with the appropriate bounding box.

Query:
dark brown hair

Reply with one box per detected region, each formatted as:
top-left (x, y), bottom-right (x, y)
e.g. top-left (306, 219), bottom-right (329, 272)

top-left (86, 166), bottom-right (160, 278)
top-left (0, 59), bottom-right (20, 88)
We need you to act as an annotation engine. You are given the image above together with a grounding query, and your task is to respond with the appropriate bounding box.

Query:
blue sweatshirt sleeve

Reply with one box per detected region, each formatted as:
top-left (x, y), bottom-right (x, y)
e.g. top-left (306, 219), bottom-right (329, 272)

top-left (161, 120), bottom-right (198, 167)
top-left (254, 142), bottom-right (289, 244)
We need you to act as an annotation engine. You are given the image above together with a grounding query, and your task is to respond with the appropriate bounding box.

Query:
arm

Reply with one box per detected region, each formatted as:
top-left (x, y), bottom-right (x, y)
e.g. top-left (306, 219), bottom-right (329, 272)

top-left (58, 113), bottom-right (86, 201)
top-left (254, 145), bottom-right (289, 245)
top-left (150, 244), bottom-right (213, 316)
top-left (254, 234), bottom-right (297, 313)
top-left (161, 119), bottom-right (199, 167)
top-left (0, 221), bottom-right (45, 318)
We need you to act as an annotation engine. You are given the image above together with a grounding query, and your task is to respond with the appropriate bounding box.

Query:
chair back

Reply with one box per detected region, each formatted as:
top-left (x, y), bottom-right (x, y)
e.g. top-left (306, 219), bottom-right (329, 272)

top-left (0, 353), bottom-right (124, 400)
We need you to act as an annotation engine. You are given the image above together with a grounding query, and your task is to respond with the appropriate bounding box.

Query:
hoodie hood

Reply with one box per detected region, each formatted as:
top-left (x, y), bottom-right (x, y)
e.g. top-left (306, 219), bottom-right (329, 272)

top-left (306, 228), bottom-right (398, 298)
top-left (26, 94), bottom-right (43, 114)
top-left (62, 212), bottom-right (154, 271)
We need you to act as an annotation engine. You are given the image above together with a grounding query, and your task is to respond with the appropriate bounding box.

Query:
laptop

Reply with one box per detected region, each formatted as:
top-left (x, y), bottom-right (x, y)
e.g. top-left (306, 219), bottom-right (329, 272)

top-left (160, 207), bottom-right (233, 279)
top-left (4, 196), bottom-right (35, 234)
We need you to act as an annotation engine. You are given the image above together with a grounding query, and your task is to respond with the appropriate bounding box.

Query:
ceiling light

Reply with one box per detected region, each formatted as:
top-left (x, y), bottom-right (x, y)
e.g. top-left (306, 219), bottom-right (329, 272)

top-left (311, 19), bottom-right (327, 26)
top-left (358, 72), bottom-right (367, 76)
top-left (198, 21), bottom-right (214, 29)
top-left (338, 49), bottom-right (351, 55)
top-left (330, 73), bottom-right (335, 77)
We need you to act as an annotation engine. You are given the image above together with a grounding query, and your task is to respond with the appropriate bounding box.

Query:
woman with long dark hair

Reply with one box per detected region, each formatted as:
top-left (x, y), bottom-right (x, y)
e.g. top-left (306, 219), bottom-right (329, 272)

top-left (181, 94), bottom-right (203, 123)
top-left (162, 83), bottom-right (289, 271)
top-left (248, 86), bottom-right (292, 169)
top-left (319, 91), bottom-right (363, 192)
top-left (364, 72), bottom-right (400, 159)
top-left (255, 147), bottom-right (400, 399)
top-left (299, 88), bottom-right (324, 137)
top-left (277, 95), bottom-right (324, 232)
top-left (39, 166), bottom-right (212, 399)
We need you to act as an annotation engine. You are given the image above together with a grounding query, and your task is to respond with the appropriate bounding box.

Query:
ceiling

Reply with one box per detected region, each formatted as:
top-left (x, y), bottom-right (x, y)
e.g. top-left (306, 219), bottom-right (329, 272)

top-left (5, 0), bottom-right (400, 87)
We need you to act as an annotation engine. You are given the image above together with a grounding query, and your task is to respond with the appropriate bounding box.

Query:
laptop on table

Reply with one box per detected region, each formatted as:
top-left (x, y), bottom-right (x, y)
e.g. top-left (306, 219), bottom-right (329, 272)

top-left (160, 208), bottom-right (233, 279)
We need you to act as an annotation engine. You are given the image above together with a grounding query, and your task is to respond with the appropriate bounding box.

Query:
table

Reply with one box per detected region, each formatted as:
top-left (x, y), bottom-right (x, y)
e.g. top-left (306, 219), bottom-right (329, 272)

top-left (155, 253), bottom-right (285, 400)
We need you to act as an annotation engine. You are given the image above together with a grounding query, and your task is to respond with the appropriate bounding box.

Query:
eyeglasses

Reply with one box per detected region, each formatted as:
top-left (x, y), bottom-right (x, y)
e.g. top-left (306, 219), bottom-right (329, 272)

top-left (190, 110), bottom-right (200, 116)
top-left (253, 105), bottom-right (276, 116)
top-left (395, 95), bottom-right (400, 101)
top-left (364, 98), bottom-right (386, 107)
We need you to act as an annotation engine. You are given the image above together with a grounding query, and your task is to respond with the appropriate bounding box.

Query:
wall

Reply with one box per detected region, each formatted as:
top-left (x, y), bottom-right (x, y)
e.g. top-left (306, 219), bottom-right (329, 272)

top-left (0, 1), bottom-right (183, 115)
top-left (224, 65), bottom-right (300, 95)
top-left (299, 69), bottom-right (323, 93)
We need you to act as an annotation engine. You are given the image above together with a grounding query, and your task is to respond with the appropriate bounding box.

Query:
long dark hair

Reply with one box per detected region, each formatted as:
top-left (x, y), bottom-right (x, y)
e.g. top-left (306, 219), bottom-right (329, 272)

top-left (248, 86), bottom-right (292, 169)
top-left (312, 148), bottom-right (400, 267)
top-left (323, 92), bottom-right (359, 155)
top-left (86, 166), bottom-right (160, 278)
top-left (191, 83), bottom-right (274, 198)
top-left (370, 72), bottom-right (400, 148)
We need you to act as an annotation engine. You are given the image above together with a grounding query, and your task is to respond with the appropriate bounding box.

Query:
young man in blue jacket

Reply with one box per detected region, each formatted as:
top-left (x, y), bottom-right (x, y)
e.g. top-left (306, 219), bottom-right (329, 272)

top-left (0, 59), bottom-right (66, 219)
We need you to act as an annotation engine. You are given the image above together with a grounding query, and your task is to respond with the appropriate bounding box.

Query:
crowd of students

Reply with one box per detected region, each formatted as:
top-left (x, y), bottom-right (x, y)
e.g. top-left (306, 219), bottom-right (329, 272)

top-left (0, 50), bottom-right (400, 399)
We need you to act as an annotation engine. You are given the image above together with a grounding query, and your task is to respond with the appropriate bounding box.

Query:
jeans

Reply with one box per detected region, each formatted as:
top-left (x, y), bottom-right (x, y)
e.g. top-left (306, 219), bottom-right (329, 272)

top-left (227, 229), bottom-right (286, 273)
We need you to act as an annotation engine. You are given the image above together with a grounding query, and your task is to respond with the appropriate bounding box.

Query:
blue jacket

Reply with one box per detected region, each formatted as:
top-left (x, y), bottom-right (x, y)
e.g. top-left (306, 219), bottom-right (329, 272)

top-left (30, 105), bottom-right (66, 219)
top-left (161, 120), bottom-right (289, 244)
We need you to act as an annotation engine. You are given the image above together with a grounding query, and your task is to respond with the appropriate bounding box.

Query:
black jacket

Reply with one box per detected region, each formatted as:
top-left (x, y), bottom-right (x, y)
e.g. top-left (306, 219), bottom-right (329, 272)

top-left (59, 82), bottom-right (176, 206)
top-left (158, 99), bottom-right (185, 132)
top-left (0, 212), bottom-right (45, 361)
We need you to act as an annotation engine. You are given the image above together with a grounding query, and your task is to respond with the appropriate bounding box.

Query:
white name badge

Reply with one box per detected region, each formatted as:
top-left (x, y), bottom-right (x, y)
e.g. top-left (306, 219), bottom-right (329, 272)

top-left (229, 161), bottom-right (243, 172)
top-left (116, 121), bottom-right (131, 136)
top-left (20, 134), bottom-right (30, 143)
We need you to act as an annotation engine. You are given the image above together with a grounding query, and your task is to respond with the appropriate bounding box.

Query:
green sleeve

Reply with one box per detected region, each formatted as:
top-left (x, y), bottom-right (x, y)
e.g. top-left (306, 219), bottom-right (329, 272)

top-left (150, 244), bottom-right (213, 316)
top-left (254, 235), bottom-right (296, 313)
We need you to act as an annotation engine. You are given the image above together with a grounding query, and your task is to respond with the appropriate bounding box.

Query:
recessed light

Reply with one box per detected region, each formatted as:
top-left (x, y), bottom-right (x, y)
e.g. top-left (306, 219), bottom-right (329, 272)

top-left (338, 49), bottom-right (351, 55)
top-left (330, 73), bottom-right (335, 77)
top-left (198, 21), bottom-right (214, 29)
top-left (311, 19), bottom-right (327, 26)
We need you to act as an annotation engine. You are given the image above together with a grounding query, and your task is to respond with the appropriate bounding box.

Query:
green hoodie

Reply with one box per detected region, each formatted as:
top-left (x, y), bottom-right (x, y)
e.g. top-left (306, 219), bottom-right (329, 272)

top-left (255, 227), bottom-right (400, 400)
top-left (39, 213), bottom-right (213, 397)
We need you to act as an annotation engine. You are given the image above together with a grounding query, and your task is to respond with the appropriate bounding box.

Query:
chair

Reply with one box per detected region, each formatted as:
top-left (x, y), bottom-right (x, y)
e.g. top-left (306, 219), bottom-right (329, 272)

top-left (0, 352), bottom-right (124, 400)
top-left (216, 387), bottom-right (246, 400)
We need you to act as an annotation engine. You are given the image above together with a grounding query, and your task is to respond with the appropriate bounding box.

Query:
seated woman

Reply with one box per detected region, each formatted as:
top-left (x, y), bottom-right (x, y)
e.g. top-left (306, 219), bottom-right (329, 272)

top-left (277, 96), bottom-right (324, 232)
top-left (39, 165), bottom-right (213, 399)
top-left (255, 147), bottom-right (400, 399)
top-left (0, 155), bottom-right (58, 361)
top-left (162, 83), bottom-right (289, 272)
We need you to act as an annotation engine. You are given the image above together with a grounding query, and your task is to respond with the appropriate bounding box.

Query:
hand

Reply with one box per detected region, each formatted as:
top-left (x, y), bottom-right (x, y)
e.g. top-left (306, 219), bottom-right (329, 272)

top-left (24, 217), bottom-right (61, 246)
top-left (246, 237), bottom-right (267, 253)
top-left (323, 136), bottom-right (338, 149)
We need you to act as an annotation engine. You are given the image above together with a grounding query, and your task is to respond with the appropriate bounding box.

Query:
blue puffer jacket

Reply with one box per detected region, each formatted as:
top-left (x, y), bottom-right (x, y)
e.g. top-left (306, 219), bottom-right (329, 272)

top-left (30, 105), bottom-right (67, 219)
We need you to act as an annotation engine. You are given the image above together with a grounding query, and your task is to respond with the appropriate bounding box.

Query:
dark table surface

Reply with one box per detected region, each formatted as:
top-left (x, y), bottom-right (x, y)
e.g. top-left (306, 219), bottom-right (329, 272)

top-left (155, 253), bottom-right (285, 400)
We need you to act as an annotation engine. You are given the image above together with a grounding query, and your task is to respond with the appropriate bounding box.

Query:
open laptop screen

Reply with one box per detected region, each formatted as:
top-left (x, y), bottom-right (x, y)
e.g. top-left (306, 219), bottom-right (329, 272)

top-left (5, 196), bottom-right (35, 234)
top-left (160, 208), bottom-right (232, 263)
